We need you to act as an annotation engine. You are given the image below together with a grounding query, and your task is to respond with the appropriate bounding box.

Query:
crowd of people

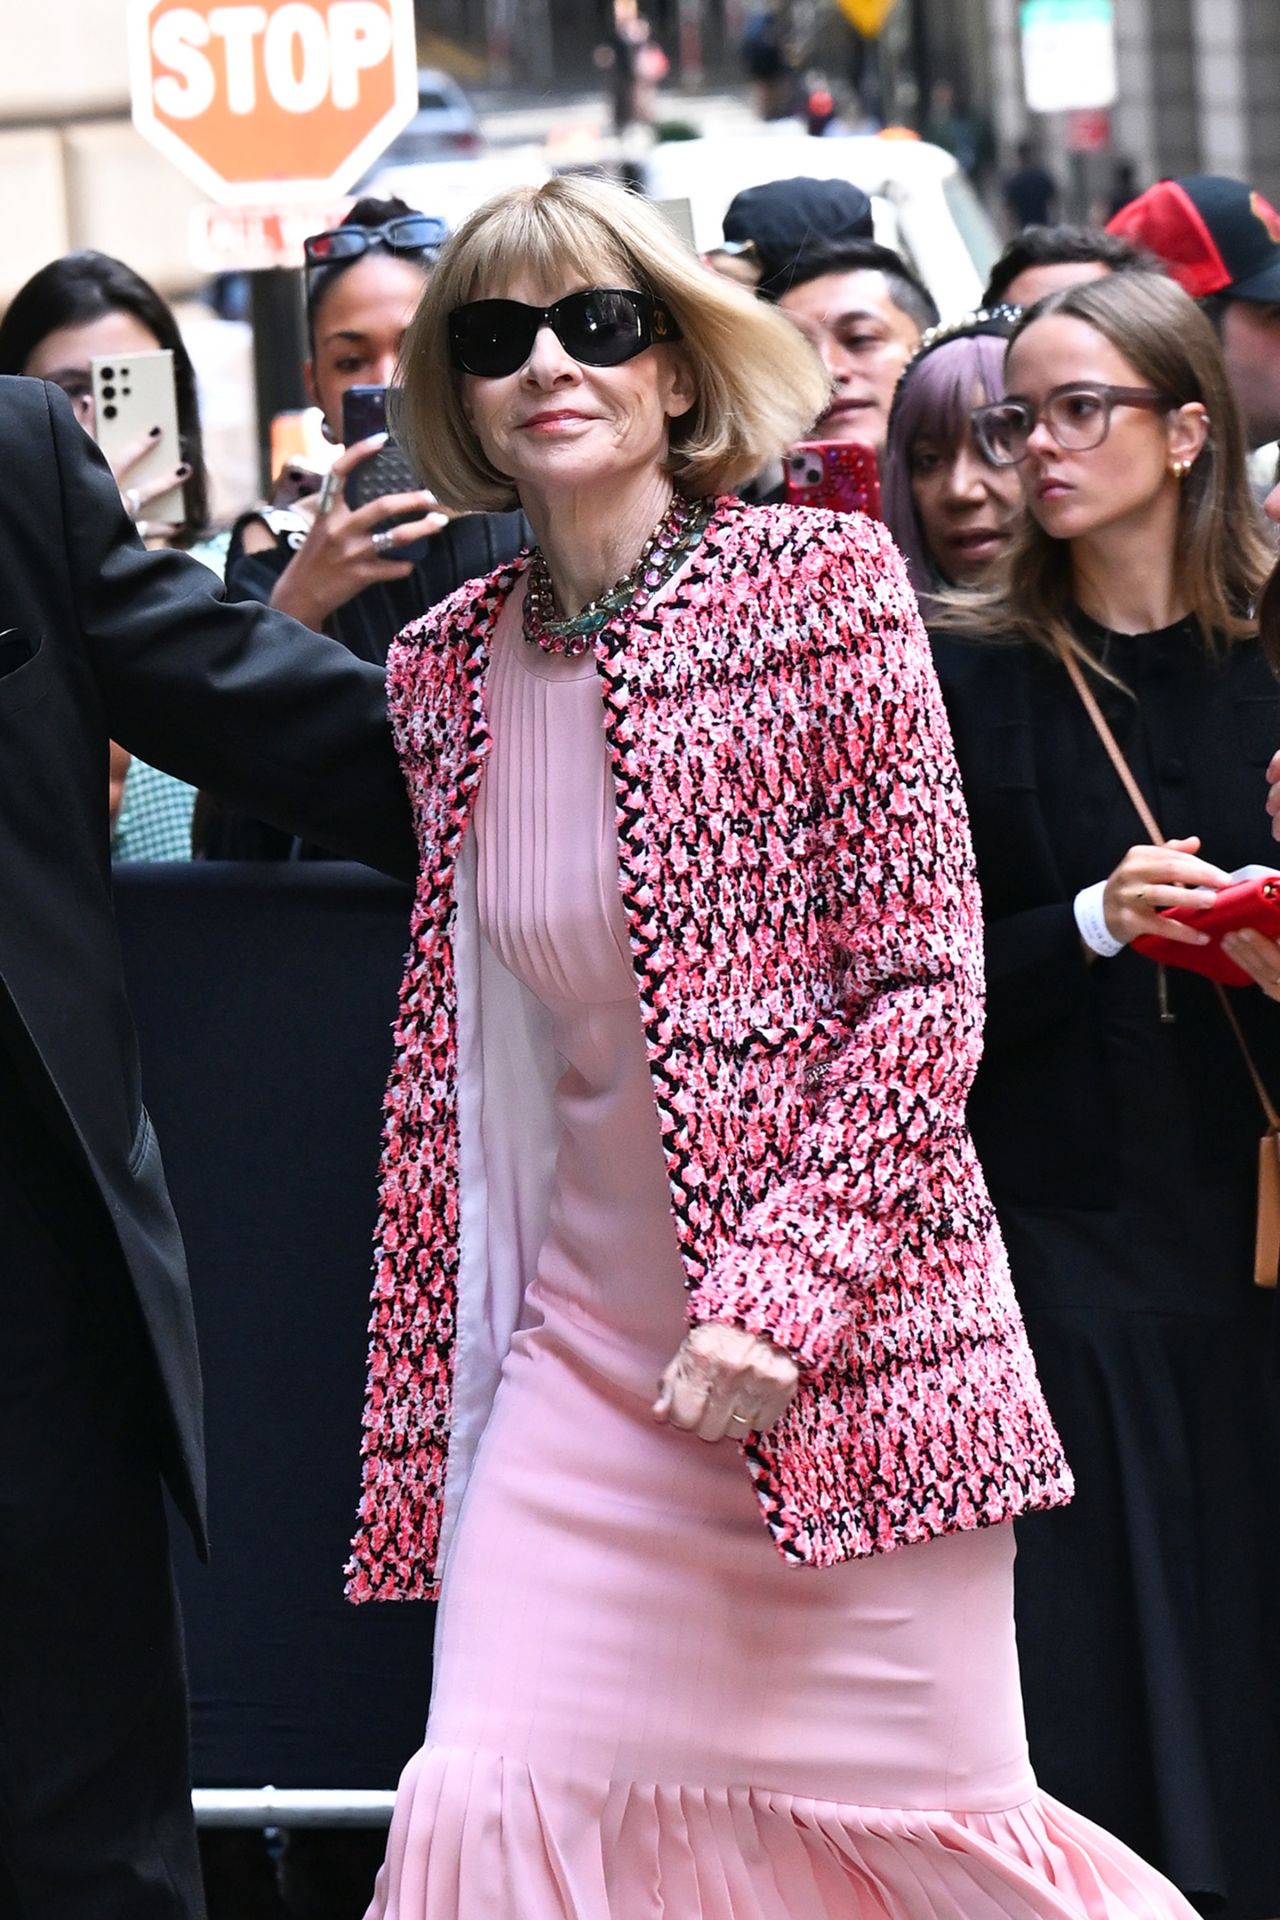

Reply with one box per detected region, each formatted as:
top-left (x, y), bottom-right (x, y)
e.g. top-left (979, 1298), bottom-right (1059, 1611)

top-left (4, 137), bottom-right (1280, 1920)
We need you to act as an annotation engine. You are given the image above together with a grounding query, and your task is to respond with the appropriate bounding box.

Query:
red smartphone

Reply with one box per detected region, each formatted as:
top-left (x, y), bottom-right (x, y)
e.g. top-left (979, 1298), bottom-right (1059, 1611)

top-left (783, 440), bottom-right (881, 518)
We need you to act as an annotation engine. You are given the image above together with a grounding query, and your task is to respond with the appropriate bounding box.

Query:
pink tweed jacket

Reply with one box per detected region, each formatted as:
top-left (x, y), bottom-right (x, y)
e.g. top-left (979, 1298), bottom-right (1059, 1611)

top-left (346, 498), bottom-right (1072, 1603)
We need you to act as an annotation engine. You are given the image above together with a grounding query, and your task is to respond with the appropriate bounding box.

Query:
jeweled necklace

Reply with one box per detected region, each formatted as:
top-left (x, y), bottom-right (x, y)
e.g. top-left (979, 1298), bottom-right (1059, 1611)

top-left (522, 489), bottom-right (711, 657)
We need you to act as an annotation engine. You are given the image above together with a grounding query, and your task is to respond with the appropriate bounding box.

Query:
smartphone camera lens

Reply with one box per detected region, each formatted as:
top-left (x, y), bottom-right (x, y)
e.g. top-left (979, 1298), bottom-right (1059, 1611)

top-left (103, 404), bottom-right (118, 420)
top-left (100, 366), bottom-right (114, 381)
top-left (101, 385), bottom-right (116, 400)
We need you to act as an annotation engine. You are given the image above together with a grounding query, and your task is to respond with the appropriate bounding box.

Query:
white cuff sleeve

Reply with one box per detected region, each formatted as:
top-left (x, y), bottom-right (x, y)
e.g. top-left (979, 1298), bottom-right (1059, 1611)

top-left (1073, 880), bottom-right (1126, 958)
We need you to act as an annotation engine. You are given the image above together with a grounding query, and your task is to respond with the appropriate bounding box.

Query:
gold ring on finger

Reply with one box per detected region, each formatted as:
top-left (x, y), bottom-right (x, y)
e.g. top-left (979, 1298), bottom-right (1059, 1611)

top-left (728, 1412), bottom-right (751, 1428)
top-left (371, 527), bottom-right (396, 557)
top-left (317, 469), bottom-right (342, 514)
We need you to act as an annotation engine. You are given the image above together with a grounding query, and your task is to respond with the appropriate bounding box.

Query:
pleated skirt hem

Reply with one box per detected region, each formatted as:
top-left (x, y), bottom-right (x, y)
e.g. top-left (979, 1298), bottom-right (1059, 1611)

top-left (364, 1743), bottom-right (1201, 1920)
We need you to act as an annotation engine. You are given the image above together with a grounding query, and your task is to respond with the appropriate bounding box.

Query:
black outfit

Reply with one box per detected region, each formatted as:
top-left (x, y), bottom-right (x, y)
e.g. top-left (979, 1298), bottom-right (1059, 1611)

top-left (1003, 162), bottom-right (1059, 228)
top-left (201, 503), bottom-right (527, 858)
top-left (933, 616), bottom-right (1280, 1918)
top-left (0, 376), bottom-right (414, 1920)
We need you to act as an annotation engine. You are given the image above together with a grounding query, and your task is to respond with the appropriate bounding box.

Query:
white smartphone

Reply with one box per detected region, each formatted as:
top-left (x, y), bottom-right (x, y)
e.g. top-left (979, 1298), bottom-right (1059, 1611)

top-left (90, 348), bottom-right (184, 525)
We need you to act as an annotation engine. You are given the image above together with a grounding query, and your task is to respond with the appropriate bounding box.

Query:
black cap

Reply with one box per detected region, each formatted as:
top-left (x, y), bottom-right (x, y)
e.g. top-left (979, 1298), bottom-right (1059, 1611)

top-left (722, 176), bottom-right (875, 286)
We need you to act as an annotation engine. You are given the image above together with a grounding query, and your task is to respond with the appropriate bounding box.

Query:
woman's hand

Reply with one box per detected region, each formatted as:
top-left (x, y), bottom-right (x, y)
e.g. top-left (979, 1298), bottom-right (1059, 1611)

top-left (1222, 927), bottom-right (1280, 1001)
top-left (109, 425), bottom-right (190, 543)
top-left (1101, 836), bottom-right (1232, 948)
top-left (653, 1323), bottom-right (799, 1442)
top-left (268, 434), bottom-right (449, 632)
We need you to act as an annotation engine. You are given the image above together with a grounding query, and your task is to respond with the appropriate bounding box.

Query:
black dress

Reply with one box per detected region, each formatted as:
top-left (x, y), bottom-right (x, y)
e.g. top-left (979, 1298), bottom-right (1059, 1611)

top-left (933, 615), bottom-right (1280, 1919)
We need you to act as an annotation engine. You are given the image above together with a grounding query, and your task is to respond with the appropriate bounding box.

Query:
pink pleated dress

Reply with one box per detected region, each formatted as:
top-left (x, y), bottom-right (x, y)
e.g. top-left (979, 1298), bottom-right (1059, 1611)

top-left (366, 588), bottom-right (1199, 1920)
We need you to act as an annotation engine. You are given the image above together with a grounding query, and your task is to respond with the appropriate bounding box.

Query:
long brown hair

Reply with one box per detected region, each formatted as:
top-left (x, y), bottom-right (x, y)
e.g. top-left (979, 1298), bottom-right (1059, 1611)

top-left (932, 273), bottom-right (1274, 667)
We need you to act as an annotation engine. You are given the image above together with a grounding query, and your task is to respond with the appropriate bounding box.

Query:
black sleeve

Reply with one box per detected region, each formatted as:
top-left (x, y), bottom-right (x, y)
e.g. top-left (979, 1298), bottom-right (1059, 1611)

top-left (931, 631), bottom-right (1091, 1055)
top-left (982, 903), bottom-right (1091, 1053)
top-left (223, 514), bottom-right (294, 608)
top-left (415, 509), bottom-right (530, 605)
top-left (47, 386), bottom-right (415, 881)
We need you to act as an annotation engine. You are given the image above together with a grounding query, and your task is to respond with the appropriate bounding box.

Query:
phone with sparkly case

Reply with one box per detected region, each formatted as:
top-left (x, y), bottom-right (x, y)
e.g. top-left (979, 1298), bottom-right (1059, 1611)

top-left (783, 440), bottom-right (881, 518)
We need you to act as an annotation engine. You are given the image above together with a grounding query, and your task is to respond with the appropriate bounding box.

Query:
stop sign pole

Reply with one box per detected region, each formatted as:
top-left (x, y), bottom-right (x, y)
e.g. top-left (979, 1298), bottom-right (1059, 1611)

top-left (128, 0), bottom-right (419, 493)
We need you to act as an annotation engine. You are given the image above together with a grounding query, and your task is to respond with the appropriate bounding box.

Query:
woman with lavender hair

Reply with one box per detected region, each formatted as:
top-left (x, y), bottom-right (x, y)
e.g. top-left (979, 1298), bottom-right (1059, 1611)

top-left (883, 307), bottom-right (1024, 611)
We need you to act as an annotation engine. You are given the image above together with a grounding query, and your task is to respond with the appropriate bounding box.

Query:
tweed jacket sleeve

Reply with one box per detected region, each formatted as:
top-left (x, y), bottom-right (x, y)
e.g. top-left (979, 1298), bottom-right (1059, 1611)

top-left (689, 517), bottom-right (985, 1377)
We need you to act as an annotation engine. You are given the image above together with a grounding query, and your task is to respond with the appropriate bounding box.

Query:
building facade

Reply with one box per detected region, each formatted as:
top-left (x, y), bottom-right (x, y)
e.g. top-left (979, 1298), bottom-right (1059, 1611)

top-left (980, 0), bottom-right (1280, 210)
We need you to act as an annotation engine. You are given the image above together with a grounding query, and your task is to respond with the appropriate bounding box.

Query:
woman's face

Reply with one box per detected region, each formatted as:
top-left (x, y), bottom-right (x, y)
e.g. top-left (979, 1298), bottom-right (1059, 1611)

top-left (909, 398), bottom-right (1024, 585)
top-left (22, 309), bottom-right (161, 434)
top-left (459, 273), bottom-right (694, 507)
top-left (306, 252), bottom-right (430, 441)
top-left (1002, 313), bottom-right (1206, 544)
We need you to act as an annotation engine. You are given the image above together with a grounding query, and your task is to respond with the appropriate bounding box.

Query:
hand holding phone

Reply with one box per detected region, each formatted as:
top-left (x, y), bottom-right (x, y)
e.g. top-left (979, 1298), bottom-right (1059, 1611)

top-left (91, 350), bottom-right (188, 531)
top-left (783, 440), bottom-right (881, 518)
top-left (341, 385), bottom-right (422, 516)
top-left (263, 430), bottom-right (448, 633)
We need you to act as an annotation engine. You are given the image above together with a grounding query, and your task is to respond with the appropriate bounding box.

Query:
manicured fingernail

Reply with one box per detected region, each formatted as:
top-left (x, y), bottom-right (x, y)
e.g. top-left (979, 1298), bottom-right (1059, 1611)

top-left (149, 425), bottom-right (162, 438)
top-left (1238, 929), bottom-right (1255, 943)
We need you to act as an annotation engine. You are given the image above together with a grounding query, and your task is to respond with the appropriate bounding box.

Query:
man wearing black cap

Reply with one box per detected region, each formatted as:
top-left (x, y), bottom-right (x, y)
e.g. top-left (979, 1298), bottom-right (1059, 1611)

top-left (712, 175), bottom-right (936, 485)
top-left (714, 175), bottom-right (876, 293)
top-left (1108, 174), bottom-right (1280, 449)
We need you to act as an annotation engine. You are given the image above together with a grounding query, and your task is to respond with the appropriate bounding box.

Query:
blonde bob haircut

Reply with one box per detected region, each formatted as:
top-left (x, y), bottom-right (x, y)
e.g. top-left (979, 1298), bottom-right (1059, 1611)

top-left (396, 173), bottom-right (832, 512)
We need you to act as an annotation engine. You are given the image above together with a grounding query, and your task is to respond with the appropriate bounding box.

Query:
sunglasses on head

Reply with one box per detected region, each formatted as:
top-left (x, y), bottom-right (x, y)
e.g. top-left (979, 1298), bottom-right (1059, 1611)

top-left (447, 288), bottom-right (681, 378)
top-left (303, 214), bottom-right (449, 275)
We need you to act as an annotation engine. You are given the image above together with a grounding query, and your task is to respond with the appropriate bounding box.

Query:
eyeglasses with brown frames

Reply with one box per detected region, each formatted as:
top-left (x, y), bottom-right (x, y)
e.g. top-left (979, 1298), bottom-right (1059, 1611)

top-left (972, 383), bottom-right (1178, 467)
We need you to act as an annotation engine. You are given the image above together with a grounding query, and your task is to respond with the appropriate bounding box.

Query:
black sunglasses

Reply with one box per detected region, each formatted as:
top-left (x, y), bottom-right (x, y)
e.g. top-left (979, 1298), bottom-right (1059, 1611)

top-left (303, 215), bottom-right (448, 274)
top-left (448, 288), bottom-right (681, 378)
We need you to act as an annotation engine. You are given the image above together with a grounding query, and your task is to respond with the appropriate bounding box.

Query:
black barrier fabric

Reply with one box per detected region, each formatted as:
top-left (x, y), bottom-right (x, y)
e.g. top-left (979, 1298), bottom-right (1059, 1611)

top-left (116, 863), bottom-right (434, 1789)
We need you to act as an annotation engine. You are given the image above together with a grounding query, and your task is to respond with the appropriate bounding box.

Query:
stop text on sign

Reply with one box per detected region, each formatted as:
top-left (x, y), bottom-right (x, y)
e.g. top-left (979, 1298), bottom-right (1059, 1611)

top-left (129, 0), bottom-right (417, 204)
top-left (154, 4), bottom-right (391, 118)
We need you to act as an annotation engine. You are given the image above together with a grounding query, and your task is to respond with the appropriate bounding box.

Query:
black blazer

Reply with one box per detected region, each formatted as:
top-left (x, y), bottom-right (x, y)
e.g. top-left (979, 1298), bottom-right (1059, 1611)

top-left (931, 623), bottom-right (1280, 1210)
top-left (0, 378), bottom-right (416, 1546)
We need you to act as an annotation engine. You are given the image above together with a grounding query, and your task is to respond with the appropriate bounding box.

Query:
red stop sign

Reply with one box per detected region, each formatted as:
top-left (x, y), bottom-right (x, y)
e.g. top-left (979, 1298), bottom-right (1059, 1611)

top-left (128, 0), bottom-right (418, 203)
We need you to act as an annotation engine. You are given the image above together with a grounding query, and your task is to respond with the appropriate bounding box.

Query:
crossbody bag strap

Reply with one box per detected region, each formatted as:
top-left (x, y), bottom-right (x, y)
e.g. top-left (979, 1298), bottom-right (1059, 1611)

top-left (1058, 641), bottom-right (1280, 1134)
top-left (1059, 645), bottom-right (1164, 845)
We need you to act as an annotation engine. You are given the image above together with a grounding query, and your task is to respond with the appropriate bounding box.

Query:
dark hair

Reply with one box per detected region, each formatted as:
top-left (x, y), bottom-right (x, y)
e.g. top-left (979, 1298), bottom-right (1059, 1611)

top-left (767, 238), bottom-right (939, 331)
top-left (0, 250), bottom-right (210, 546)
top-left (982, 224), bottom-right (1156, 307)
top-left (305, 194), bottom-right (425, 348)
